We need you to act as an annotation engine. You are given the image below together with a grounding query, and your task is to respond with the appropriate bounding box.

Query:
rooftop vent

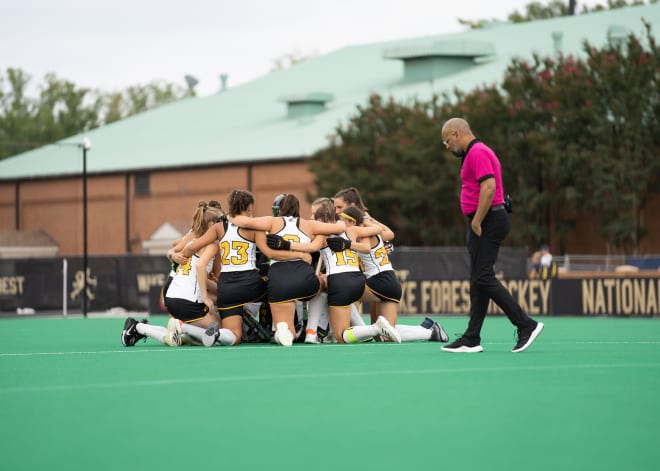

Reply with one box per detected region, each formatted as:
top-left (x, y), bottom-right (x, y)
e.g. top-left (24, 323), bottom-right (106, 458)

top-left (279, 92), bottom-right (334, 119)
top-left (607, 24), bottom-right (630, 47)
top-left (552, 31), bottom-right (563, 54)
top-left (383, 39), bottom-right (496, 83)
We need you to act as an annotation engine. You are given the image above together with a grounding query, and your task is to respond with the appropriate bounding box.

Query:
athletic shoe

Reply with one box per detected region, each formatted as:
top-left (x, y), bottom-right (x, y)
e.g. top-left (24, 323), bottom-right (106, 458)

top-left (441, 336), bottom-right (484, 353)
top-left (304, 329), bottom-right (320, 344)
top-left (420, 317), bottom-right (434, 329)
top-left (202, 321), bottom-right (220, 347)
top-left (324, 331), bottom-right (338, 344)
top-left (375, 316), bottom-right (402, 343)
top-left (421, 317), bottom-right (450, 342)
top-left (274, 322), bottom-right (294, 347)
top-left (121, 317), bottom-right (147, 347)
top-left (430, 322), bottom-right (450, 343)
top-left (512, 322), bottom-right (544, 353)
top-left (165, 317), bottom-right (182, 347)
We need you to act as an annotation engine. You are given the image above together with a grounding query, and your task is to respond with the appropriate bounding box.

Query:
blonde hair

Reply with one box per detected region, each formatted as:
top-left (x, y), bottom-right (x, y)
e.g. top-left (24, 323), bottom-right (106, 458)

top-left (191, 201), bottom-right (224, 237)
top-left (311, 197), bottom-right (334, 219)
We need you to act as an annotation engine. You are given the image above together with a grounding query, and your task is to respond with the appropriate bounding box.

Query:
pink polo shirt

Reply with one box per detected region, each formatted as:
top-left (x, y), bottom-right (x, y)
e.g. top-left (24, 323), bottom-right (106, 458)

top-left (460, 141), bottom-right (505, 216)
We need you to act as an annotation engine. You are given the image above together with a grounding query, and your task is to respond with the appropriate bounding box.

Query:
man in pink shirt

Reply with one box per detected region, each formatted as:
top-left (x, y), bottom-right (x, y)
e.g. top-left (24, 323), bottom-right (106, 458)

top-left (440, 117), bottom-right (544, 353)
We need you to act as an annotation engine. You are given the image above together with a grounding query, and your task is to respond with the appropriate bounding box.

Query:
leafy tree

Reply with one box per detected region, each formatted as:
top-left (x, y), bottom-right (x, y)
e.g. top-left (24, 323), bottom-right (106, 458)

top-left (309, 94), bottom-right (465, 245)
top-left (309, 21), bottom-right (659, 253)
top-left (0, 68), bottom-right (41, 159)
top-left (500, 20), bottom-right (659, 254)
top-left (0, 69), bottom-right (189, 159)
top-left (579, 20), bottom-right (660, 253)
top-left (37, 74), bottom-right (102, 138)
top-left (103, 81), bottom-right (189, 124)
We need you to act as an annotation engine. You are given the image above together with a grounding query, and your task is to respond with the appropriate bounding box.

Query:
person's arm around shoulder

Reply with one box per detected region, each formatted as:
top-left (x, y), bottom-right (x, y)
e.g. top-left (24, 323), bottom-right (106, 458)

top-left (344, 226), bottom-right (372, 254)
top-left (363, 216), bottom-right (395, 241)
top-left (471, 177), bottom-right (495, 237)
top-left (179, 223), bottom-right (222, 258)
top-left (255, 231), bottom-right (312, 264)
top-left (229, 215), bottom-right (274, 232)
top-left (367, 217), bottom-right (395, 241)
top-left (353, 222), bottom-right (382, 239)
top-left (308, 219), bottom-right (346, 236)
top-left (168, 231), bottom-right (194, 265)
top-left (288, 234), bottom-right (326, 253)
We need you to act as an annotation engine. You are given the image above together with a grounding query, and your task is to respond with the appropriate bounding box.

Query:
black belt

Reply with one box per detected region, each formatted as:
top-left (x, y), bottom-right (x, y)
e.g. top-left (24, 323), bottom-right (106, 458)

top-left (467, 205), bottom-right (505, 218)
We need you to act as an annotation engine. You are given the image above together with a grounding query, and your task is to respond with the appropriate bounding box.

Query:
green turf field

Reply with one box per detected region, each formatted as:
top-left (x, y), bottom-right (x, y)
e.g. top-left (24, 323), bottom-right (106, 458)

top-left (1, 315), bottom-right (658, 471)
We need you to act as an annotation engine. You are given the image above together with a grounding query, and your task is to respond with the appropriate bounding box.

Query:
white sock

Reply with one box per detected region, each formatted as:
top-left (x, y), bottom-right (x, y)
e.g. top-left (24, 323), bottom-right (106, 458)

top-left (395, 324), bottom-right (432, 342)
top-left (306, 293), bottom-right (327, 334)
top-left (216, 328), bottom-right (237, 346)
top-left (350, 304), bottom-right (365, 326)
top-left (342, 324), bottom-right (378, 343)
top-left (182, 322), bottom-right (235, 346)
top-left (181, 322), bottom-right (208, 343)
top-left (136, 323), bottom-right (167, 344)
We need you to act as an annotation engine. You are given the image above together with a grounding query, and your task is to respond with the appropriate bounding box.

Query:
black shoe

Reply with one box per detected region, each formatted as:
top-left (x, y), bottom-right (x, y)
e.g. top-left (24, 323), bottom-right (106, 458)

top-left (441, 336), bottom-right (483, 353)
top-left (121, 317), bottom-right (147, 347)
top-left (421, 317), bottom-right (449, 342)
top-left (512, 322), bottom-right (544, 352)
top-left (420, 317), bottom-right (434, 329)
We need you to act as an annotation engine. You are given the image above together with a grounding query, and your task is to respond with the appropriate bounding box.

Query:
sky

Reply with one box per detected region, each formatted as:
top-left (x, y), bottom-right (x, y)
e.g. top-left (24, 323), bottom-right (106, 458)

top-left (1, 0), bottom-right (607, 97)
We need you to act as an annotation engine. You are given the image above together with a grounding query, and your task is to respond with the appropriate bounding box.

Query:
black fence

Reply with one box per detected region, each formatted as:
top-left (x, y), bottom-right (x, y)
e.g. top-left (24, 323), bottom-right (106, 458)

top-left (1, 248), bottom-right (658, 317)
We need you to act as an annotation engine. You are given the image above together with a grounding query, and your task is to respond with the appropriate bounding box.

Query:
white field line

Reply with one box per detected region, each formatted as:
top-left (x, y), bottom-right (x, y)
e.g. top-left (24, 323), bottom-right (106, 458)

top-left (1, 339), bottom-right (660, 358)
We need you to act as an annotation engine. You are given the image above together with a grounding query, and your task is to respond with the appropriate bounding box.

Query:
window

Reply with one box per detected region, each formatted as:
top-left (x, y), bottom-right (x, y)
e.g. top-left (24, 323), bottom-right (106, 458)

top-left (134, 172), bottom-right (150, 195)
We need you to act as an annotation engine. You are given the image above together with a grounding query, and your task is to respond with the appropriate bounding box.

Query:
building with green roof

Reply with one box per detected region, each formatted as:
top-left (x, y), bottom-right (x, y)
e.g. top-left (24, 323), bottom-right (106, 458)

top-left (0, 4), bottom-right (658, 256)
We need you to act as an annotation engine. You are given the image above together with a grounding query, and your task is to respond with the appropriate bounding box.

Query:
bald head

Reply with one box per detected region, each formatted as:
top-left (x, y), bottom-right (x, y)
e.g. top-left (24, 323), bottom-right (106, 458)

top-left (441, 117), bottom-right (476, 156)
top-left (442, 117), bottom-right (471, 135)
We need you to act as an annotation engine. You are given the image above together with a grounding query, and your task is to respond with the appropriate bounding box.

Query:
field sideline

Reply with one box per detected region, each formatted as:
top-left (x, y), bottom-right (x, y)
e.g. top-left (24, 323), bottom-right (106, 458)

top-left (1, 315), bottom-right (658, 471)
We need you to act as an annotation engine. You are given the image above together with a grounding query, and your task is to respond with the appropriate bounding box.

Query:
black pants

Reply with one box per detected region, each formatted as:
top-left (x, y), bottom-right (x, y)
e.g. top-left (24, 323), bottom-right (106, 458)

top-left (464, 209), bottom-right (535, 342)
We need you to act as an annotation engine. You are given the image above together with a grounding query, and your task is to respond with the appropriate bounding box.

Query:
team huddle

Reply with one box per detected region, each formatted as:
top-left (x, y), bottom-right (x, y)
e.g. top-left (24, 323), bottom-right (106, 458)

top-left (121, 187), bottom-right (449, 348)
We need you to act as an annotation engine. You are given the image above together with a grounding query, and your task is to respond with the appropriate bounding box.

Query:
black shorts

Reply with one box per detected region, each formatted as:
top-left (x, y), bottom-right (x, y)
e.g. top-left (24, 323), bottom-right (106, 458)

top-left (267, 260), bottom-right (320, 303)
top-left (217, 270), bottom-right (267, 310)
top-left (164, 297), bottom-right (209, 322)
top-left (327, 271), bottom-right (365, 307)
top-left (219, 306), bottom-right (244, 320)
top-left (365, 270), bottom-right (402, 303)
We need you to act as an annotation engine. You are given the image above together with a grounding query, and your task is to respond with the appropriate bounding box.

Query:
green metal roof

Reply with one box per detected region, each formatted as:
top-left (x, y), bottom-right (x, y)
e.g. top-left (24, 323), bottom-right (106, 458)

top-left (1, 4), bottom-right (658, 180)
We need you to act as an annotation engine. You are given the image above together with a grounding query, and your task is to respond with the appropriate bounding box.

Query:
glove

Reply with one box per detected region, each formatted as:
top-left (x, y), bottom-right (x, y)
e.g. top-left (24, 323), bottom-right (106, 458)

top-left (266, 233), bottom-right (291, 250)
top-left (326, 236), bottom-right (351, 252)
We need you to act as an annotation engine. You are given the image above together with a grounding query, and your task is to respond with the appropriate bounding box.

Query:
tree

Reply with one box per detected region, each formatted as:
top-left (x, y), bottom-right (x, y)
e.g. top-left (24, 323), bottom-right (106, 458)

top-left (579, 20), bottom-right (660, 253)
top-left (308, 21), bottom-right (659, 253)
top-left (0, 69), bottom-right (189, 160)
top-left (0, 68), bottom-right (37, 159)
top-left (309, 94), bottom-right (465, 245)
top-left (103, 80), bottom-right (189, 124)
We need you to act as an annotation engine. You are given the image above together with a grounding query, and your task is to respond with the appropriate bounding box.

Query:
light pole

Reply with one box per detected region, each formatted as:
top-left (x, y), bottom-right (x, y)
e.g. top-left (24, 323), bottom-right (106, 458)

top-left (80, 138), bottom-right (91, 317)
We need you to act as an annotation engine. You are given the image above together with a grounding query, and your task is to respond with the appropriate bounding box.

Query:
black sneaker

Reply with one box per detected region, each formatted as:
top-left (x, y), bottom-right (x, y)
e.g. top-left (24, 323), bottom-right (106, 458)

top-left (121, 317), bottom-right (147, 347)
top-left (421, 317), bottom-right (449, 342)
top-left (512, 322), bottom-right (544, 353)
top-left (420, 317), bottom-right (434, 329)
top-left (441, 336), bottom-right (483, 353)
